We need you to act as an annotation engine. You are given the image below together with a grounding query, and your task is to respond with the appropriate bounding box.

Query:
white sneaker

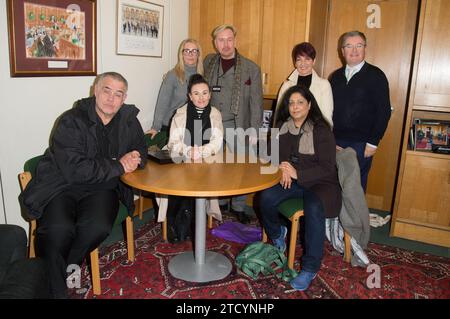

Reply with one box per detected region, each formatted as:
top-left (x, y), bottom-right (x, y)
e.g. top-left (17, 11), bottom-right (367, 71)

top-left (325, 219), bottom-right (331, 242)
top-left (350, 237), bottom-right (370, 266)
top-left (330, 218), bottom-right (344, 254)
top-left (369, 213), bottom-right (391, 228)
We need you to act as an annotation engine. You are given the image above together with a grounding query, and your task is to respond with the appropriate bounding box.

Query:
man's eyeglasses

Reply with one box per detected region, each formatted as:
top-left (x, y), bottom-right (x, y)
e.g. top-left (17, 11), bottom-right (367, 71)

top-left (182, 49), bottom-right (199, 56)
top-left (342, 43), bottom-right (366, 50)
top-left (101, 87), bottom-right (125, 99)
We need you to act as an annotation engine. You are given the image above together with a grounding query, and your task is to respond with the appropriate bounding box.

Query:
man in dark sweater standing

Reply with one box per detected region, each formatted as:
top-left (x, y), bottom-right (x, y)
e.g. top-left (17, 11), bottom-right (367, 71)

top-left (330, 31), bottom-right (391, 192)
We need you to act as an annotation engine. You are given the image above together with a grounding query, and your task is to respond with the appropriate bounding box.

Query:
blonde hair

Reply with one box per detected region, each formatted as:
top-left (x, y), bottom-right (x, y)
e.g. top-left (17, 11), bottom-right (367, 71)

top-left (212, 24), bottom-right (237, 40)
top-left (174, 38), bottom-right (204, 84)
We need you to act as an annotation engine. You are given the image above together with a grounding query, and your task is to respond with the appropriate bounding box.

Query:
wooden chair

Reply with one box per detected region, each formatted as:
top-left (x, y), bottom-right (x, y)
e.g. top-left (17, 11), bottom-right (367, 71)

top-left (18, 155), bottom-right (135, 296)
top-left (262, 198), bottom-right (351, 269)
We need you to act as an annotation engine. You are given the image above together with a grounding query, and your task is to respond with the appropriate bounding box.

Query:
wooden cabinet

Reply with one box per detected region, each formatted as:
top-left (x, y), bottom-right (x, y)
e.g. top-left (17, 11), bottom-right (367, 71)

top-left (391, 0), bottom-right (450, 247)
top-left (413, 0), bottom-right (450, 112)
top-left (189, 0), bottom-right (328, 96)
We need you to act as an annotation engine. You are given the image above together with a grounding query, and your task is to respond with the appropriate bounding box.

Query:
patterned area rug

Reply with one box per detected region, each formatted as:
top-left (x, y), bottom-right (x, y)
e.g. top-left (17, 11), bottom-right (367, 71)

top-left (68, 218), bottom-right (450, 299)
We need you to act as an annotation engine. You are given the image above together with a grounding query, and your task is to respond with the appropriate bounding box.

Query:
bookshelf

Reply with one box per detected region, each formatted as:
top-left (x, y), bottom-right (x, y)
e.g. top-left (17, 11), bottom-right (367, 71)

top-left (390, 0), bottom-right (450, 247)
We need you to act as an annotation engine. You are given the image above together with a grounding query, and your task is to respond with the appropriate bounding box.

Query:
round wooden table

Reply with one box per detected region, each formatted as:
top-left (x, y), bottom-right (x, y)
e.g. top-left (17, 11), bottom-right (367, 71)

top-left (121, 155), bottom-right (280, 282)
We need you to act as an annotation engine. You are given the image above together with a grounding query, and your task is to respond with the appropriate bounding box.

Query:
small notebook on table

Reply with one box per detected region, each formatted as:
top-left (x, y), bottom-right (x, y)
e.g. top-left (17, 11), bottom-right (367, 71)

top-left (147, 149), bottom-right (184, 164)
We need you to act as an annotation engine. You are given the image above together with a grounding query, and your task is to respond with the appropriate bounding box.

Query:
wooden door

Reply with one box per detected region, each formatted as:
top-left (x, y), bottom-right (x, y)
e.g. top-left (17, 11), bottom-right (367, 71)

top-left (259, 0), bottom-right (309, 95)
top-left (189, 0), bottom-right (328, 98)
top-left (189, 0), bottom-right (264, 64)
top-left (323, 0), bottom-right (419, 211)
top-left (222, 0), bottom-right (264, 64)
top-left (189, 0), bottom-right (227, 56)
top-left (413, 0), bottom-right (450, 112)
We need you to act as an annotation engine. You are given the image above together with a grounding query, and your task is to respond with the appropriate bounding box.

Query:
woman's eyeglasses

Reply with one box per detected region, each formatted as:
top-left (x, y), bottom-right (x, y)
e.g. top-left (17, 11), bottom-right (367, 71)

top-left (182, 49), bottom-right (199, 56)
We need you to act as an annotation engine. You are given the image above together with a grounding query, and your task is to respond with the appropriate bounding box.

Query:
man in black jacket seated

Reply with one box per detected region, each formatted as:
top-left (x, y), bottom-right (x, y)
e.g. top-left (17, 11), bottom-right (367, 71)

top-left (330, 31), bottom-right (391, 192)
top-left (20, 72), bottom-right (147, 298)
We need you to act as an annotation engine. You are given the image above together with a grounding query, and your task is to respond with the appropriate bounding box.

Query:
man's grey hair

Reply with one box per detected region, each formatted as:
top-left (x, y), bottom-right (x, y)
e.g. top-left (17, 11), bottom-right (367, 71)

top-left (341, 31), bottom-right (367, 47)
top-left (95, 72), bottom-right (128, 91)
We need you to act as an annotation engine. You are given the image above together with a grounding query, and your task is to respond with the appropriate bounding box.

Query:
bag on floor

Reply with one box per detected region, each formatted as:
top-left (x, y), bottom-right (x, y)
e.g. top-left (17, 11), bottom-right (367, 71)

top-left (211, 221), bottom-right (262, 244)
top-left (236, 242), bottom-right (297, 282)
top-left (167, 197), bottom-right (194, 243)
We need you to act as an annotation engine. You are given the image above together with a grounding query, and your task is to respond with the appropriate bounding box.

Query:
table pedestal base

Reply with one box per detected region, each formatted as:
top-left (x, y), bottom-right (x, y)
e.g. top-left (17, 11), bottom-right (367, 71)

top-left (168, 251), bottom-right (232, 282)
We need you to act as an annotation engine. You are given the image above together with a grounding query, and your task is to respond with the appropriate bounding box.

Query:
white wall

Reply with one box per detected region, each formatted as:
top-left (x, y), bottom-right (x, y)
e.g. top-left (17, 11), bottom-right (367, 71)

top-left (0, 0), bottom-right (189, 229)
top-left (0, 171), bottom-right (5, 224)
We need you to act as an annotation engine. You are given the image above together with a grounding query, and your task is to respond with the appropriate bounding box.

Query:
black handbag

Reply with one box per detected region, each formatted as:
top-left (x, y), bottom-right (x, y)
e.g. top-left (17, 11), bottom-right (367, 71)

top-left (166, 197), bottom-right (194, 243)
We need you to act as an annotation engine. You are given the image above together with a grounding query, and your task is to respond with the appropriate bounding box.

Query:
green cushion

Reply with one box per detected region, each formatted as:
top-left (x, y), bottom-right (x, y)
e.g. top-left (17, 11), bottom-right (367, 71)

top-left (24, 155), bottom-right (44, 177)
top-left (277, 198), bottom-right (304, 219)
top-left (144, 131), bottom-right (168, 149)
top-left (115, 203), bottom-right (129, 226)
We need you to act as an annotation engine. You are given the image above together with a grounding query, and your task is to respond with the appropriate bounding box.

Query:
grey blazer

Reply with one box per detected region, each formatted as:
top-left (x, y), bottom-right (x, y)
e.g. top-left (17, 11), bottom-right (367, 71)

top-left (204, 52), bottom-right (263, 130)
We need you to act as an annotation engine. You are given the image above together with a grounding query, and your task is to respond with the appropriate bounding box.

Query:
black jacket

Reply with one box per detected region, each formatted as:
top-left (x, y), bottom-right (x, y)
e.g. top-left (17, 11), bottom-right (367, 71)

top-left (279, 121), bottom-right (342, 218)
top-left (21, 97), bottom-right (147, 219)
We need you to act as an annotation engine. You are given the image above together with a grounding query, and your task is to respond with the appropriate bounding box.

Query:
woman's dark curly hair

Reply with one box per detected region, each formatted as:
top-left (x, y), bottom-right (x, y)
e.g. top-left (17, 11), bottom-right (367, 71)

top-left (275, 85), bottom-right (328, 129)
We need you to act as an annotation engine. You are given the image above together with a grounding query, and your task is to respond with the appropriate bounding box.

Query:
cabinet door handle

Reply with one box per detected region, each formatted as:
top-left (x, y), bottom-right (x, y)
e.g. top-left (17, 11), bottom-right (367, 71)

top-left (262, 73), bottom-right (268, 85)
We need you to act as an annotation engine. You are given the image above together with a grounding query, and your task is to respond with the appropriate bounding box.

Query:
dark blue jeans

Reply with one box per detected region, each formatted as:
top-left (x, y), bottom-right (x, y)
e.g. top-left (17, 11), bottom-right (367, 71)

top-left (259, 183), bottom-right (325, 273)
top-left (335, 139), bottom-right (374, 192)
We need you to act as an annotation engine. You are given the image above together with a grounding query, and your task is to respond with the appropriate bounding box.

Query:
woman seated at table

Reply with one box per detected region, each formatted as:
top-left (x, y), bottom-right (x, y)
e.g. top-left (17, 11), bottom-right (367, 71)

top-left (168, 73), bottom-right (223, 160)
top-left (160, 74), bottom-right (223, 243)
top-left (259, 85), bottom-right (341, 291)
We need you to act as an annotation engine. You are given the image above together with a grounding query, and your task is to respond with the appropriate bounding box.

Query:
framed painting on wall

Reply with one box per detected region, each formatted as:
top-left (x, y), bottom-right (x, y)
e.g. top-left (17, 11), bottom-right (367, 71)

top-left (116, 0), bottom-right (164, 57)
top-left (7, 0), bottom-right (97, 77)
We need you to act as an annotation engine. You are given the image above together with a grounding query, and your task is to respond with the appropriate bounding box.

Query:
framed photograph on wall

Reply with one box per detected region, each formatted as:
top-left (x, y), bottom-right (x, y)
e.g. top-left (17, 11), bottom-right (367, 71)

top-left (7, 0), bottom-right (97, 77)
top-left (116, 0), bottom-right (164, 57)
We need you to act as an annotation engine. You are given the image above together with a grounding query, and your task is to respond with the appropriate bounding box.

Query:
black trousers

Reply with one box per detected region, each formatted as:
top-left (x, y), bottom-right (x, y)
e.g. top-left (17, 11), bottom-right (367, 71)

top-left (36, 189), bottom-right (118, 298)
top-left (0, 225), bottom-right (50, 298)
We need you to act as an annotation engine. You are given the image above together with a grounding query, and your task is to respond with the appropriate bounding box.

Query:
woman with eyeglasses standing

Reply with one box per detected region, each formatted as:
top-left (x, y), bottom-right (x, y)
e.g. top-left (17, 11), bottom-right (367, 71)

top-left (274, 42), bottom-right (333, 128)
top-left (148, 39), bottom-right (204, 139)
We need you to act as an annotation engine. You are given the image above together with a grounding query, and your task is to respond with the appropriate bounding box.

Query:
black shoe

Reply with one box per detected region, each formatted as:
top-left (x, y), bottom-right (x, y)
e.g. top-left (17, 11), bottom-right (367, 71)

top-left (231, 208), bottom-right (251, 224)
top-left (167, 225), bottom-right (179, 244)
